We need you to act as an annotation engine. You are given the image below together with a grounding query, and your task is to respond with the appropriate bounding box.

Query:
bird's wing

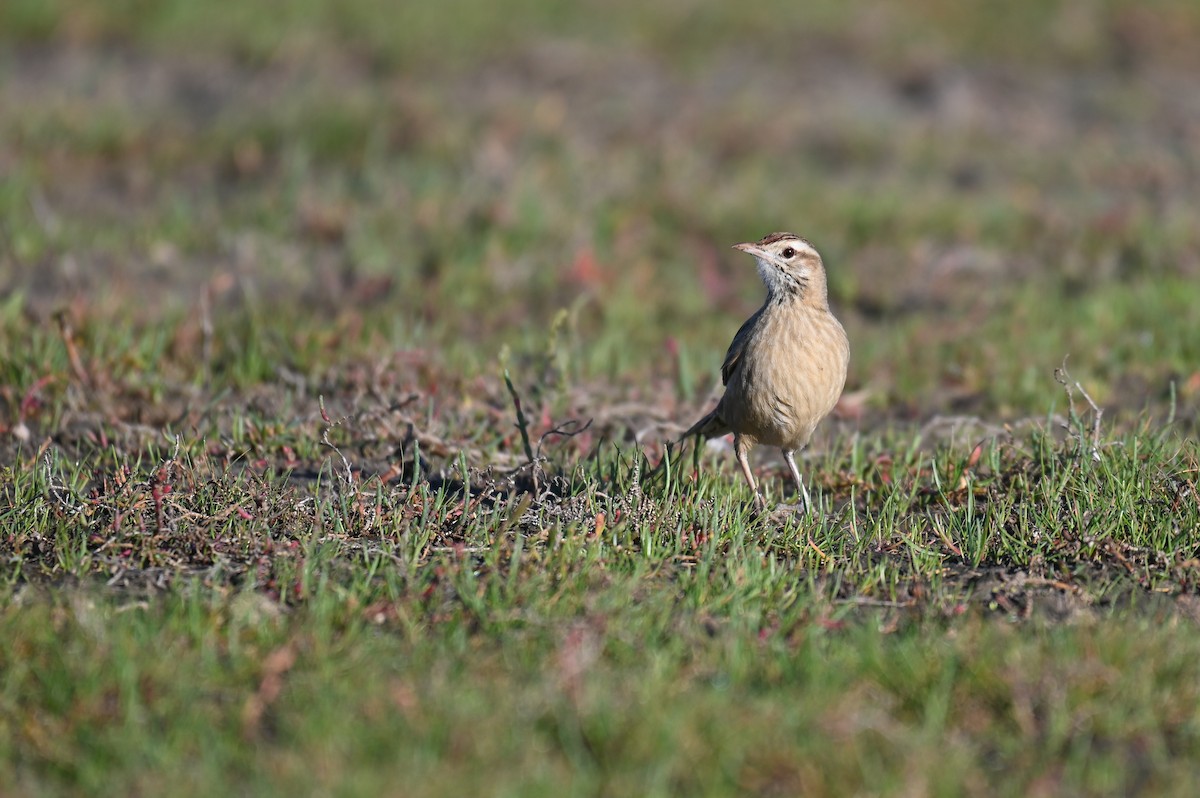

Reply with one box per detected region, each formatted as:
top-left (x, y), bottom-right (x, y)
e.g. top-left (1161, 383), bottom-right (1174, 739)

top-left (720, 307), bottom-right (763, 386)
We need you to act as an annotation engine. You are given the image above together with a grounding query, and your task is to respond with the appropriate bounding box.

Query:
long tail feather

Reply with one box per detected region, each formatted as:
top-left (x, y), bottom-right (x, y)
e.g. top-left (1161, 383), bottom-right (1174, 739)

top-left (680, 408), bottom-right (729, 442)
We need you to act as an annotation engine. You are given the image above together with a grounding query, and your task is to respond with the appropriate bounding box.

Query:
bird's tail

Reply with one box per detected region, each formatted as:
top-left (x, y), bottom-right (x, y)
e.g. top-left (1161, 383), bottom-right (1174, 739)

top-left (679, 408), bottom-right (729, 443)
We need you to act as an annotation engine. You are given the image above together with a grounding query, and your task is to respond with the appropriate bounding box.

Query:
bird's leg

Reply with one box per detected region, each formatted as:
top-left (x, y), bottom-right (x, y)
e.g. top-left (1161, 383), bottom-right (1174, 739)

top-left (783, 449), bottom-right (812, 514)
top-left (735, 434), bottom-right (766, 509)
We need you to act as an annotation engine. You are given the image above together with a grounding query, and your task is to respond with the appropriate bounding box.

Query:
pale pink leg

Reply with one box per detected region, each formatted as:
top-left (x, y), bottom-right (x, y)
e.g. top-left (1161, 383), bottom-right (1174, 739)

top-left (734, 434), bottom-right (765, 508)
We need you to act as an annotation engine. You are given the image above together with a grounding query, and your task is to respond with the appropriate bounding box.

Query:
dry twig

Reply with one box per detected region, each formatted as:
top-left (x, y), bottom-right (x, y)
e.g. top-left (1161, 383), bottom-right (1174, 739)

top-left (319, 395), bottom-right (356, 490)
top-left (1054, 356), bottom-right (1103, 462)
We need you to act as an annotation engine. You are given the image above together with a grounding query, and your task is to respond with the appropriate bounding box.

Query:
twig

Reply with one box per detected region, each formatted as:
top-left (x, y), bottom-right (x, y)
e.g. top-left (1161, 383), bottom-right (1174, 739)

top-left (1054, 356), bottom-right (1103, 462)
top-left (319, 396), bottom-right (356, 489)
top-left (503, 370), bottom-right (538, 493)
top-left (535, 418), bottom-right (593, 462)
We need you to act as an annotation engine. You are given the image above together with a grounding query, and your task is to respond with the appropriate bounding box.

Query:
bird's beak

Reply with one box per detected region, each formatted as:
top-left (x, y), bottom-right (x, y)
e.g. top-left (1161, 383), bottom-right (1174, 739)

top-left (733, 242), bottom-right (768, 260)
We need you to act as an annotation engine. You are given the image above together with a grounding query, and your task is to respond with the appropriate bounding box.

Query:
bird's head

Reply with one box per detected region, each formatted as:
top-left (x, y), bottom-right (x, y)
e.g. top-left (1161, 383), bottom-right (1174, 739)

top-left (733, 232), bottom-right (827, 304)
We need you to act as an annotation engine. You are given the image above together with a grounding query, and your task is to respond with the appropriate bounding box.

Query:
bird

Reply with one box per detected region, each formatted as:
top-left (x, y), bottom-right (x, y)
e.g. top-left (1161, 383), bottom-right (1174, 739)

top-left (681, 232), bottom-right (849, 511)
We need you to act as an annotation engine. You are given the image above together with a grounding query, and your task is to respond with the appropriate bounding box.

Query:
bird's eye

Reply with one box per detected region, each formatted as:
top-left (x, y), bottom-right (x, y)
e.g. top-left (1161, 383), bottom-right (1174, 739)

top-left (781, 247), bottom-right (795, 259)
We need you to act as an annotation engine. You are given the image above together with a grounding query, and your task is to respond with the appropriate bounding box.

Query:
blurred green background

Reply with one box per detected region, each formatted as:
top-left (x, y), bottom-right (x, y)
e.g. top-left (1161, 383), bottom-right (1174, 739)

top-left (2, 0), bottom-right (1199, 419)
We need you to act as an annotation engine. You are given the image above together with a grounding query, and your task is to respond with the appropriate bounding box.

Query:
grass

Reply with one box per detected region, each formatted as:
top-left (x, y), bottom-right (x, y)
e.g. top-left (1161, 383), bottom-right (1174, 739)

top-left (7, 592), bottom-right (1200, 795)
top-left (3, 0), bottom-right (1200, 794)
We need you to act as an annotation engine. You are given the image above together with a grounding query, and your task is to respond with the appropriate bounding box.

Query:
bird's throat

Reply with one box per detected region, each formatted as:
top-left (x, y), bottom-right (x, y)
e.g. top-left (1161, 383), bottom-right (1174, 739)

top-left (757, 261), bottom-right (805, 303)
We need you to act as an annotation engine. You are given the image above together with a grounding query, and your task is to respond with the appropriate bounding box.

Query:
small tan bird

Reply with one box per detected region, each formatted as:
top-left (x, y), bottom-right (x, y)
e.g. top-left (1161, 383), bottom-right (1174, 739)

top-left (682, 232), bottom-right (849, 510)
